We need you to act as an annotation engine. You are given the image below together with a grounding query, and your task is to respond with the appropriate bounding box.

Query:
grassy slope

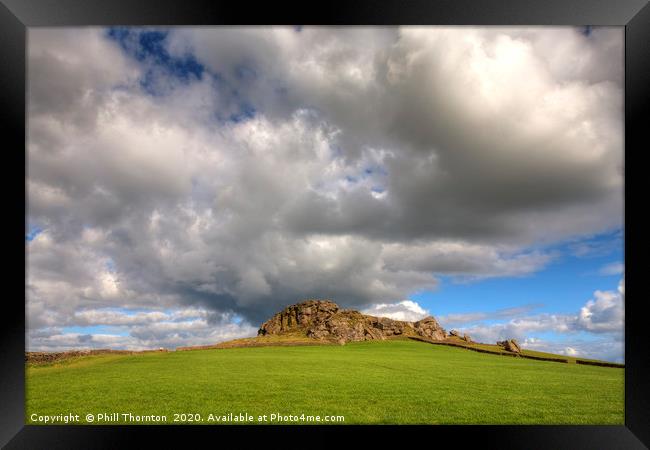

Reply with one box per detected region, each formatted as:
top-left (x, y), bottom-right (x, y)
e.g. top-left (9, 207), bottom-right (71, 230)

top-left (26, 339), bottom-right (623, 425)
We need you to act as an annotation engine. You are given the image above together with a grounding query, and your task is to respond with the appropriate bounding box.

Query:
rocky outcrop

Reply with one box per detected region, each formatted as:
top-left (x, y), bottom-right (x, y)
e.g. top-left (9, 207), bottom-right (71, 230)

top-left (258, 299), bottom-right (446, 344)
top-left (497, 339), bottom-right (521, 354)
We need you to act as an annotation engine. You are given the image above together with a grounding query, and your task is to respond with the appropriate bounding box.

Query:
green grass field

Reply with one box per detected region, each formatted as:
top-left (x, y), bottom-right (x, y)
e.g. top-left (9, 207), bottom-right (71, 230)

top-left (26, 339), bottom-right (624, 425)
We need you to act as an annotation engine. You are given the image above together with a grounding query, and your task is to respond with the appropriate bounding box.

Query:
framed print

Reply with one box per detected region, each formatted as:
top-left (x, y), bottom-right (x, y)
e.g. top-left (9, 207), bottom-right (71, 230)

top-left (2, 0), bottom-right (649, 448)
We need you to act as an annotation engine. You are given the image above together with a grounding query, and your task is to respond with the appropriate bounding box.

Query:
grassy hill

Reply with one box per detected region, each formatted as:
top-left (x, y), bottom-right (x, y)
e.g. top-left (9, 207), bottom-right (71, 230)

top-left (26, 339), bottom-right (623, 425)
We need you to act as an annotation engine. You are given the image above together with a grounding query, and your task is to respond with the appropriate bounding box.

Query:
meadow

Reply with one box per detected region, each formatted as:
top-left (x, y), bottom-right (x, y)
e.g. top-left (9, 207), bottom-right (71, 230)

top-left (26, 339), bottom-right (624, 425)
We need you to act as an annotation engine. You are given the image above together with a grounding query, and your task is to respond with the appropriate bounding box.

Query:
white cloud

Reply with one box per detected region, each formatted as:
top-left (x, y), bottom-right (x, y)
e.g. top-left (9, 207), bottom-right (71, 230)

top-left (575, 285), bottom-right (624, 333)
top-left (598, 262), bottom-right (624, 276)
top-left (563, 347), bottom-right (579, 356)
top-left (361, 300), bottom-right (430, 322)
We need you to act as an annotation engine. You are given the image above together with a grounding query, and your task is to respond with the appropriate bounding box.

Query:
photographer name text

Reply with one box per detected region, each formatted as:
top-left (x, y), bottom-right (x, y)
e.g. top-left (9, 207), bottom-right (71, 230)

top-left (29, 412), bottom-right (345, 424)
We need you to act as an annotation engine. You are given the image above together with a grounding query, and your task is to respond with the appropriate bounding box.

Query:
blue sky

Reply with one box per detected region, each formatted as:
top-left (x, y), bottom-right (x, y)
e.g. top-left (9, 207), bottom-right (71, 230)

top-left (107, 28), bottom-right (205, 89)
top-left (417, 230), bottom-right (623, 317)
top-left (105, 27), bottom-right (257, 123)
top-left (26, 225), bottom-right (43, 242)
top-left (26, 26), bottom-right (624, 361)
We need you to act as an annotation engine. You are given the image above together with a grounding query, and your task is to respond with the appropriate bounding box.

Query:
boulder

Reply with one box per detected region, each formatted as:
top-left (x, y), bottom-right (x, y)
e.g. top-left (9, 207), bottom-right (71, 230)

top-left (497, 339), bottom-right (521, 353)
top-left (414, 316), bottom-right (447, 340)
top-left (258, 300), bottom-right (447, 344)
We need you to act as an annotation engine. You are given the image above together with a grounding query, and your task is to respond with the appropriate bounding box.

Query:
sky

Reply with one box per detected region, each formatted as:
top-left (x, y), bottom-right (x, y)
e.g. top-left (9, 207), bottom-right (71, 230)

top-left (26, 26), bottom-right (624, 362)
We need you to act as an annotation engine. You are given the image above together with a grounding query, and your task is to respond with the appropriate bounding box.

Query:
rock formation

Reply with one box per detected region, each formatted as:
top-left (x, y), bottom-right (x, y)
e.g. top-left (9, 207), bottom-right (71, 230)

top-left (258, 299), bottom-right (447, 344)
top-left (497, 339), bottom-right (521, 353)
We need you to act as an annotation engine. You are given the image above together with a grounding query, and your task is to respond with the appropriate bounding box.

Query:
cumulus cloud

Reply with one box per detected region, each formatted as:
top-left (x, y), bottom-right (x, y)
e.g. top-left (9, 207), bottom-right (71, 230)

top-left (361, 300), bottom-right (430, 322)
top-left (26, 26), bottom-right (623, 351)
top-left (575, 279), bottom-right (625, 333)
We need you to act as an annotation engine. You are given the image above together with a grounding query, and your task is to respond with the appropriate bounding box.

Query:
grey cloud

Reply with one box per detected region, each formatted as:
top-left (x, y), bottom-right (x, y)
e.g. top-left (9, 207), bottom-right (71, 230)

top-left (28, 28), bottom-right (139, 133)
top-left (77, 334), bottom-right (93, 343)
top-left (381, 242), bottom-right (554, 279)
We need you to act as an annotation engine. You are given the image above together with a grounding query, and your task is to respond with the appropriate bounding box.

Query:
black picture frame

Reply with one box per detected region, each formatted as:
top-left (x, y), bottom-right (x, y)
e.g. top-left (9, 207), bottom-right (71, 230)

top-left (3, 0), bottom-right (648, 448)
